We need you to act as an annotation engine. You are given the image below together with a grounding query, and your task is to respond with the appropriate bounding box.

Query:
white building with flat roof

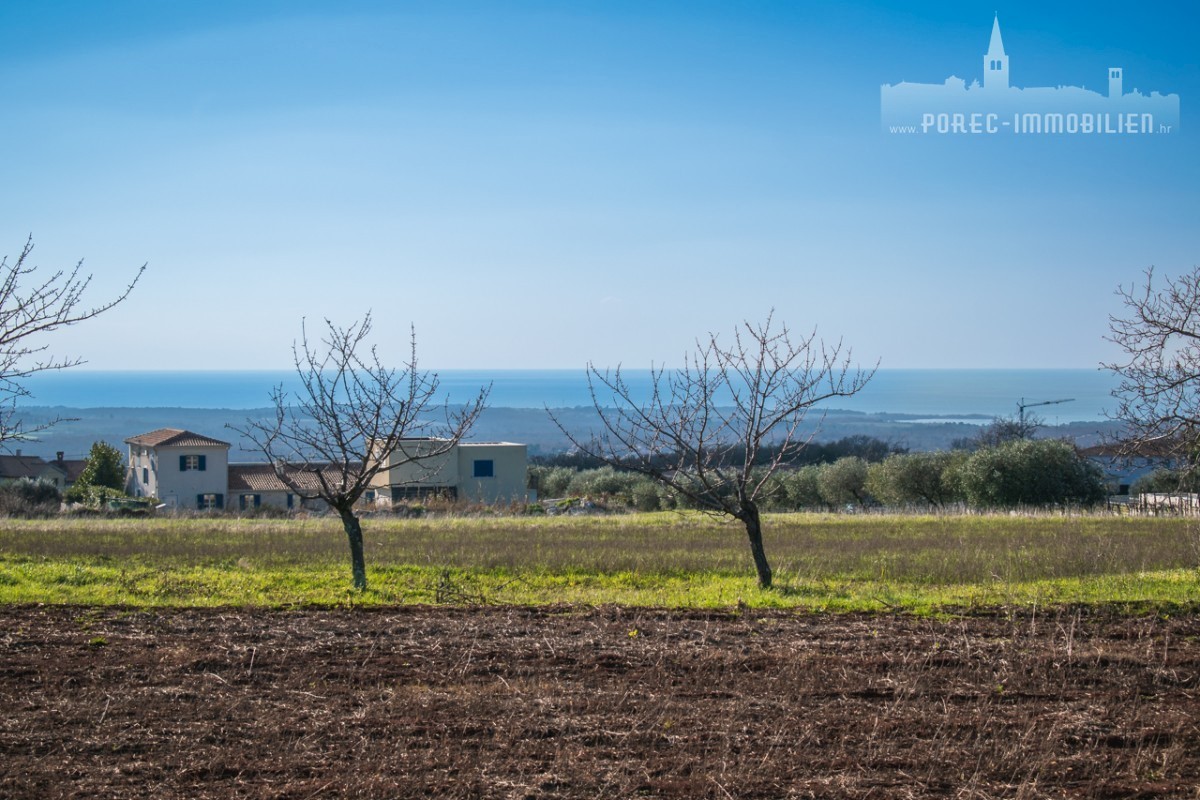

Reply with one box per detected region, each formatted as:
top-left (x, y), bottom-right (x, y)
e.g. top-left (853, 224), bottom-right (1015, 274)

top-left (370, 438), bottom-right (528, 505)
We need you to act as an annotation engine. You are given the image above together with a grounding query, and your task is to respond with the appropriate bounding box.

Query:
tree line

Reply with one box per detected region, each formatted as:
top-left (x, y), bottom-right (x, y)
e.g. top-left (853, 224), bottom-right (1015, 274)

top-left (530, 437), bottom-right (1106, 513)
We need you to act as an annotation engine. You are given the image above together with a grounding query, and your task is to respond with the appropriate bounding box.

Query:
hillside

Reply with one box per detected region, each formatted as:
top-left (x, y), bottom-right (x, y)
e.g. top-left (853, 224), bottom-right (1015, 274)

top-left (10, 405), bottom-right (1123, 462)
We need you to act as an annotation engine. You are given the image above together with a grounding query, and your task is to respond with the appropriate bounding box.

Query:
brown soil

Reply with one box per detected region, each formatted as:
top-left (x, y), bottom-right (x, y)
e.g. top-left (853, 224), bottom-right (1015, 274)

top-left (1, 605), bottom-right (1198, 799)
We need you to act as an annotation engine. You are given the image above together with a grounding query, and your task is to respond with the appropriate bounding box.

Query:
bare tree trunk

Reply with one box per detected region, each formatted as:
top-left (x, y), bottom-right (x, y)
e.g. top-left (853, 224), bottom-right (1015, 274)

top-left (740, 502), bottom-right (773, 589)
top-left (338, 508), bottom-right (368, 591)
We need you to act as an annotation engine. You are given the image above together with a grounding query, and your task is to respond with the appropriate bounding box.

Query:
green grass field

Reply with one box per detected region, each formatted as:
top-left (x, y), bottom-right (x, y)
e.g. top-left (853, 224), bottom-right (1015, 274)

top-left (0, 512), bottom-right (1197, 611)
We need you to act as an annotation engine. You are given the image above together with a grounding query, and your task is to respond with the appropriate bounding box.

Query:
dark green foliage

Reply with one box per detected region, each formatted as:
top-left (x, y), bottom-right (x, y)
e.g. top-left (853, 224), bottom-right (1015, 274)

top-left (1130, 468), bottom-right (1200, 496)
top-left (529, 435), bottom-right (903, 472)
top-left (781, 465), bottom-right (825, 509)
top-left (75, 441), bottom-right (126, 489)
top-left (0, 477), bottom-right (62, 517)
top-left (798, 435), bottom-right (906, 465)
top-left (527, 465), bottom-right (577, 498)
top-left (952, 416), bottom-right (1041, 451)
top-left (956, 439), bottom-right (1106, 508)
top-left (866, 451), bottom-right (967, 508)
top-left (66, 441), bottom-right (129, 505)
top-left (532, 441), bottom-right (1106, 512)
top-left (64, 484), bottom-right (125, 507)
top-left (817, 456), bottom-right (870, 506)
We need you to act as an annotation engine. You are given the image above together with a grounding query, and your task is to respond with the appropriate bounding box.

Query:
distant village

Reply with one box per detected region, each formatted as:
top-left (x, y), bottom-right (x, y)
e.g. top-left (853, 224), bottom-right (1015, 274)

top-left (5, 427), bottom-right (528, 512)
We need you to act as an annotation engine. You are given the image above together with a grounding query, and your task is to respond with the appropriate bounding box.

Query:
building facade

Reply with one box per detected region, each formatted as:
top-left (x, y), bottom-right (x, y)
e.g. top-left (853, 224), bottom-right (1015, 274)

top-left (371, 438), bottom-right (528, 505)
top-left (125, 428), bottom-right (231, 509)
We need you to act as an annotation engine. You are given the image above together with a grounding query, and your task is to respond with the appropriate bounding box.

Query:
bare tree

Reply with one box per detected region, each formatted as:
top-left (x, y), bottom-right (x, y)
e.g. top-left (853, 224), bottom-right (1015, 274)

top-left (234, 314), bottom-right (488, 590)
top-left (553, 314), bottom-right (875, 589)
top-left (0, 237), bottom-right (143, 444)
top-left (1105, 266), bottom-right (1200, 468)
top-left (963, 414), bottom-right (1042, 450)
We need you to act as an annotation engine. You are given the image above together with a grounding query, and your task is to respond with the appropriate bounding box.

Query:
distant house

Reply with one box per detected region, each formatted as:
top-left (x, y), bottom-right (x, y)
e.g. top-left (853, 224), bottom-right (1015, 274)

top-left (51, 452), bottom-right (89, 489)
top-left (0, 451), bottom-right (71, 492)
top-left (125, 428), bottom-right (231, 509)
top-left (370, 438), bottom-right (528, 505)
top-left (126, 427), bottom-right (528, 511)
top-left (227, 463), bottom-right (344, 512)
top-left (1079, 442), bottom-right (1180, 495)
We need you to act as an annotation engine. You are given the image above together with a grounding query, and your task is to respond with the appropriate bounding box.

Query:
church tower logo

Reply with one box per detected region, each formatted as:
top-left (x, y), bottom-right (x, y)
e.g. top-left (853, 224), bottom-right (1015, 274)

top-left (881, 16), bottom-right (1180, 135)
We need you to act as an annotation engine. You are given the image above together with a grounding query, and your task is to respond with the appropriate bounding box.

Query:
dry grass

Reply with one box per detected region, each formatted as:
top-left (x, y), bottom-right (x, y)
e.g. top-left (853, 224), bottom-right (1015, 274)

top-left (0, 512), bottom-right (1197, 609)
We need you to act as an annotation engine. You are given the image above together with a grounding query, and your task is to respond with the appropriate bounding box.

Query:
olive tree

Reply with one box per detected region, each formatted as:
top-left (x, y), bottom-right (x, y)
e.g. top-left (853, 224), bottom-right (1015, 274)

top-left (1105, 265), bottom-right (1200, 468)
top-left (553, 314), bottom-right (875, 588)
top-left (0, 238), bottom-right (143, 444)
top-left (816, 456), bottom-right (870, 507)
top-left (955, 439), bottom-right (1105, 508)
top-left (235, 314), bottom-right (487, 590)
top-left (866, 451), bottom-right (966, 509)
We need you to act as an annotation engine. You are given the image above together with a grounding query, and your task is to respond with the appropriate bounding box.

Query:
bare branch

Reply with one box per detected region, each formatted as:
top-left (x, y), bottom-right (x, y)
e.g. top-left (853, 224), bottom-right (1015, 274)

top-left (549, 312), bottom-right (875, 588)
top-left (1104, 265), bottom-right (1200, 466)
top-left (0, 237), bottom-right (145, 446)
top-left (232, 313), bottom-right (489, 590)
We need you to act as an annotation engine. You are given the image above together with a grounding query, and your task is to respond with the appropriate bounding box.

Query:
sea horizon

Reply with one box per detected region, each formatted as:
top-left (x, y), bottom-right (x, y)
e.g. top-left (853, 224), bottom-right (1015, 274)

top-left (20, 368), bottom-right (1120, 422)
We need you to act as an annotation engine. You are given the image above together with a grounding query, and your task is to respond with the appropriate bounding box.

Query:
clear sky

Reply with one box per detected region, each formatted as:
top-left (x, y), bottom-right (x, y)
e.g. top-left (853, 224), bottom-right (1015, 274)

top-left (0, 0), bottom-right (1195, 371)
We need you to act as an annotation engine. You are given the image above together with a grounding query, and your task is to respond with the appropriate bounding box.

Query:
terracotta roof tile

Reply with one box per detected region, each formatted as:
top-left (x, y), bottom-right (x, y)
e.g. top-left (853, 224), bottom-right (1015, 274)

top-left (125, 428), bottom-right (230, 448)
top-left (228, 463), bottom-right (356, 493)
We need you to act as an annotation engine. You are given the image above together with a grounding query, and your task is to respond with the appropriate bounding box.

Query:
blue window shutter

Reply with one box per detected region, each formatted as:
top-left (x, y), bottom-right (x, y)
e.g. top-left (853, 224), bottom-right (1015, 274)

top-left (196, 494), bottom-right (204, 508)
top-left (180, 455), bottom-right (187, 471)
top-left (254, 494), bottom-right (261, 508)
top-left (198, 455), bottom-right (207, 472)
top-left (215, 493), bottom-right (224, 509)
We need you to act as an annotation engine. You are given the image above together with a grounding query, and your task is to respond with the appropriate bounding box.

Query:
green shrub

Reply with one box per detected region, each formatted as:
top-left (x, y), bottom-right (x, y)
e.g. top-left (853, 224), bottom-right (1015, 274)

top-left (866, 451), bottom-right (966, 509)
top-left (528, 465), bottom-right (576, 498)
top-left (65, 483), bottom-right (129, 507)
top-left (956, 439), bottom-right (1106, 508)
top-left (818, 457), bottom-right (870, 506)
top-left (630, 480), bottom-right (661, 512)
top-left (1130, 468), bottom-right (1200, 496)
top-left (781, 464), bottom-right (824, 509)
top-left (0, 478), bottom-right (62, 517)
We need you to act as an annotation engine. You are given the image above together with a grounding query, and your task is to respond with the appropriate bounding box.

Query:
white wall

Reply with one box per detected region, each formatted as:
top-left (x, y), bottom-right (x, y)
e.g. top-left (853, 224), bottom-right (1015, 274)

top-left (456, 443), bottom-right (527, 504)
top-left (150, 445), bottom-right (229, 508)
top-left (370, 439), bottom-right (528, 505)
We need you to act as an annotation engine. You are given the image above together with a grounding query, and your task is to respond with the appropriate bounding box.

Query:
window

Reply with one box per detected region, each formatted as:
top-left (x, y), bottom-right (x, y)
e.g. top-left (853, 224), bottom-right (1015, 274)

top-left (142, 467), bottom-right (149, 484)
top-left (197, 493), bottom-right (224, 510)
top-left (473, 459), bottom-right (494, 478)
top-left (239, 494), bottom-right (261, 510)
top-left (180, 454), bottom-right (207, 471)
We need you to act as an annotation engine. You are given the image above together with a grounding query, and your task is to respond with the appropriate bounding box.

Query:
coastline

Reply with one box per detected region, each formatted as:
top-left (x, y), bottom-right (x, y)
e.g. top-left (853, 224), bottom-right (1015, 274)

top-left (21, 368), bottom-right (1119, 420)
top-left (10, 404), bottom-right (1122, 462)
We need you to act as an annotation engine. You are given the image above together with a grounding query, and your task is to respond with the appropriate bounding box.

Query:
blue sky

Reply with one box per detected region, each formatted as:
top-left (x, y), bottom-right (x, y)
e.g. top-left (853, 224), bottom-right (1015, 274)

top-left (0, 0), bottom-right (1195, 370)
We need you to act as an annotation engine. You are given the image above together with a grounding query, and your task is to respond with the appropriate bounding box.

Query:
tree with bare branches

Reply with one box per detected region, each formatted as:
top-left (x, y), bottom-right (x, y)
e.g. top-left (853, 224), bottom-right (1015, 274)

top-left (1105, 266), bottom-right (1200, 469)
top-left (553, 314), bottom-right (875, 589)
top-left (234, 314), bottom-right (488, 590)
top-left (0, 237), bottom-right (143, 444)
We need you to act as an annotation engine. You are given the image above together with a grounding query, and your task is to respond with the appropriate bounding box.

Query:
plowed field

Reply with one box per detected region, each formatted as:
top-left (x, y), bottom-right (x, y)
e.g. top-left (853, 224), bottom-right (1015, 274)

top-left (2, 606), bottom-right (1198, 798)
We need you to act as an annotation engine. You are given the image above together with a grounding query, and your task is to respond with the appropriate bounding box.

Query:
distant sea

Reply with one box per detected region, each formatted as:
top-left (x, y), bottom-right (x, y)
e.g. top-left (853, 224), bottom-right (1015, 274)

top-left (21, 369), bottom-right (1120, 423)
